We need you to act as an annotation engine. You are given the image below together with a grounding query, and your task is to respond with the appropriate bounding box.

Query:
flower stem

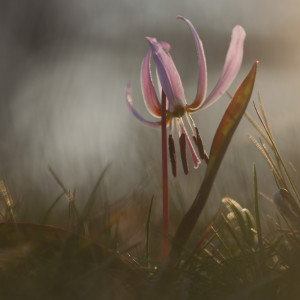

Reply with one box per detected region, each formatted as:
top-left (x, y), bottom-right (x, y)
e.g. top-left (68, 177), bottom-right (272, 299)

top-left (161, 91), bottom-right (169, 259)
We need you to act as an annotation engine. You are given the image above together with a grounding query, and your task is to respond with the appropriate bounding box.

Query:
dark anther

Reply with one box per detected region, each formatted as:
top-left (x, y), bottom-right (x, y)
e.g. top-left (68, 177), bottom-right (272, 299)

top-left (168, 134), bottom-right (177, 177)
top-left (193, 127), bottom-right (209, 164)
top-left (179, 133), bottom-right (189, 175)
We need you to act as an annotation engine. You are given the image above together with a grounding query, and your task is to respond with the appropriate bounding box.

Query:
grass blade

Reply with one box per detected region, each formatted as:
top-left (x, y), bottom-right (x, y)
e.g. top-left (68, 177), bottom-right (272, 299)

top-left (248, 135), bottom-right (283, 187)
top-left (253, 164), bottom-right (264, 273)
top-left (80, 164), bottom-right (111, 224)
top-left (253, 103), bottom-right (300, 201)
top-left (245, 111), bottom-right (272, 148)
top-left (145, 197), bottom-right (154, 265)
top-left (41, 192), bottom-right (64, 224)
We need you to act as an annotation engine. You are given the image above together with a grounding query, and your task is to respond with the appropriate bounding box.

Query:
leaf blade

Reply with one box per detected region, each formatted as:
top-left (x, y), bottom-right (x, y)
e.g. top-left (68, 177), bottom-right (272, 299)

top-left (169, 61), bottom-right (258, 263)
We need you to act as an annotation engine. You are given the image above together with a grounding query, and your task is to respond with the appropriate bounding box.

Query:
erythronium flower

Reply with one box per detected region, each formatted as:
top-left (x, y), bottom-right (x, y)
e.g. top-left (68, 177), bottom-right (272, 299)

top-left (126, 15), bottom-right (246, 176)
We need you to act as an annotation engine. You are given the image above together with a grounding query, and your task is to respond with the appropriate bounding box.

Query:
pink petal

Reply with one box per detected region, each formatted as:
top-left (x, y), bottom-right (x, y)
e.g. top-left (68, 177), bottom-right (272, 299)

top-left (141, 50), bottom-right (161, 117)
top-left (160, 41), bottom-right (171, 52)
top-left (155, 67), bottom-right (169, 110)
top-left (199, 25), bottom-right (246, 110)
top-left (177, 16), bottom-right (207, 110)
top-left (146, 37), bottom-right (186, 111)
top-left (181, 125), bottom-right (201, 168)
top-left (126, 84), bottom-right (161, 128)
top-left (155, 42), bottom-right (170, 110)
top-left (159, 41), bottom-right (171, 109)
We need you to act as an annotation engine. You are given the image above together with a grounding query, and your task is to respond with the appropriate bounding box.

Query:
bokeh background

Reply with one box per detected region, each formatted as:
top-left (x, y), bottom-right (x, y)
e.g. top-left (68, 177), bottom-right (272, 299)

top-left (0, 0), bottom-right (300, 219)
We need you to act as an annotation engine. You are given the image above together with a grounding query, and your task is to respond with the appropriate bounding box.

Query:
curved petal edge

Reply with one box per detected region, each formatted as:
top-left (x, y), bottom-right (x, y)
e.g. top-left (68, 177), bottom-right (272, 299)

top-left (177, 15), bottom-right (207, 111)
top-left (126, 84), bottom-right (161, 128)
top-left (141, 50), bottom-right (162, 117)
top-left (199, 25), bottom-right (246, 110)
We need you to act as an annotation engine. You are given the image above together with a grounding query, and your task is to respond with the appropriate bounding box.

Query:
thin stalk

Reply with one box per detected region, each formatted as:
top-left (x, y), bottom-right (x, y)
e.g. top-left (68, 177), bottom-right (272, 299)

top-left (222, 213), bottom-right (247, 256)
top-left (161, 91), bottom-right (169, 259)
top-left (41, 192), bottom-right (64, 224)
top-left (211, 225), bottom-right (233, 259)
top-left (253, 103), bottom-right (300, 201)
top-left (245, 112), bottom-right (272, 148)
top-left (253, 164), bottom-right (264, 275)
top-left (146, 197), bottom-right (153, 265)
top-left (289, 162), bottom-right (300, 186)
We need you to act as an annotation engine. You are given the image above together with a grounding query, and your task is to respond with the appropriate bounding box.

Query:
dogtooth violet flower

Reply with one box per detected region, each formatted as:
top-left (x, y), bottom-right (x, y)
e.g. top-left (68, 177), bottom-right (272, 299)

top-left (126, 16), bottom-right (246, 176)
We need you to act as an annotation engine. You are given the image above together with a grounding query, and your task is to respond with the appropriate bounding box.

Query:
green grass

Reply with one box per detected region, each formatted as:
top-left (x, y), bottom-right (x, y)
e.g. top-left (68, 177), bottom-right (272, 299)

top-left (0, 64), bottom-right (300, 299)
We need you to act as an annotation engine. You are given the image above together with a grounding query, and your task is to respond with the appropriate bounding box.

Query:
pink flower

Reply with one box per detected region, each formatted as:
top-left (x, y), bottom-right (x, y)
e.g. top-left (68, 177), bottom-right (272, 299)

top-left (126, 16), bottom-right (246, 176)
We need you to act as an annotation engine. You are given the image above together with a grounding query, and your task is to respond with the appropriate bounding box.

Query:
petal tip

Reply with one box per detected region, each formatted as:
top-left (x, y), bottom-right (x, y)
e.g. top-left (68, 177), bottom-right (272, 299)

top-left (125, 82), bottom-right (131, 94)
top-left (176, 15), bottom-right (190, 24)
top-left (233, 25), bottom-right (246, 39)
top-left (194, 162), bottom-right (201, 169)
top-left (252, 60), bottom-right (259, 73)
top-left (125, 85), bottom-right (161, 128)
top-left (125, 83), bottom-right (132, 104)
top-left (145, 36), bottom-right (157, 45)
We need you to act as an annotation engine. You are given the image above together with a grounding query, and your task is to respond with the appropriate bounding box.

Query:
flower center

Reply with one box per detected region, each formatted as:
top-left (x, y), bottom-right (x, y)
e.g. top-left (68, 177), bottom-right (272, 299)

top-left (170, 106), bottom-right (186, 118)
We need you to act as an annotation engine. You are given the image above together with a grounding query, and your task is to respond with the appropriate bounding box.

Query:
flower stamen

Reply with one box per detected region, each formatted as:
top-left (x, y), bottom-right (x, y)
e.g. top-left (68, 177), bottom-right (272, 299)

top-left (168, 134), bottom-right (177, 177)
top-left (185, 113), bottom-right (196, 137)
top-left (193, 127), bottom-right (209, 163)
top-left (179, 133), bottom-right (189, 175)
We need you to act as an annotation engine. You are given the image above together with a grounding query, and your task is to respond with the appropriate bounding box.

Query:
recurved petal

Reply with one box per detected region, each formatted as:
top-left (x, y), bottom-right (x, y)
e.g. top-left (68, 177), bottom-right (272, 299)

top-left (141, 50), bottom-right (161, 117)
top-left (157, 41), bottom-right (171, 111)
top-left (160, 41), bottom-right (171, 52)
top-left (177, 16), bottom-right (207, 110)
top-left (199, 25), bottom-right (246, 110)
top-left (146, 37), bottom-right (186, 110)
top-left (155, 67), bottom-right (169, 110)
top-left (126, 84), bottom-right (161, 128)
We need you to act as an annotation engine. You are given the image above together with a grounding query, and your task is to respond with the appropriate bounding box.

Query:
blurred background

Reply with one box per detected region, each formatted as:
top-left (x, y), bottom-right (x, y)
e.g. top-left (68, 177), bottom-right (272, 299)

top-left (0, 0), bottom-right (300, 221)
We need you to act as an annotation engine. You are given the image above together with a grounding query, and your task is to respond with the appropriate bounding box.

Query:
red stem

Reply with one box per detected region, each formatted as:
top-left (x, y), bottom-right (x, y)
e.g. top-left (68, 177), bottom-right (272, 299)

top-left (161, 91), bottom-right (169, 259)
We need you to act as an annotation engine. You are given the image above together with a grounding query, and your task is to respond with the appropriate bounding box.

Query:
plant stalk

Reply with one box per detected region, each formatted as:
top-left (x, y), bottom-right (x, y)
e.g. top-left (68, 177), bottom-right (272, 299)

top-left (161, 91), bottom-right (169, 259)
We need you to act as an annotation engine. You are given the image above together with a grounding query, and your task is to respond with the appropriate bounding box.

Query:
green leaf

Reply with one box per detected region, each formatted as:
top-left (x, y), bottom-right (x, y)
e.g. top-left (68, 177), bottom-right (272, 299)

top-left (242, 208), bottom-right (257, 247)
top-left (169, 62), bottom-right (258, 263)
top-left (207, 61), bottom-right (258, 174)
top-left (222, 197), bottom-right (257, 248)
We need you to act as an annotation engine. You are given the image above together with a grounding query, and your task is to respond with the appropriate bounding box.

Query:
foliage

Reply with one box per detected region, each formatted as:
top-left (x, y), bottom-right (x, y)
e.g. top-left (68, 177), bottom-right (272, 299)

top-left (0, 63), bottom-right (300, 299)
